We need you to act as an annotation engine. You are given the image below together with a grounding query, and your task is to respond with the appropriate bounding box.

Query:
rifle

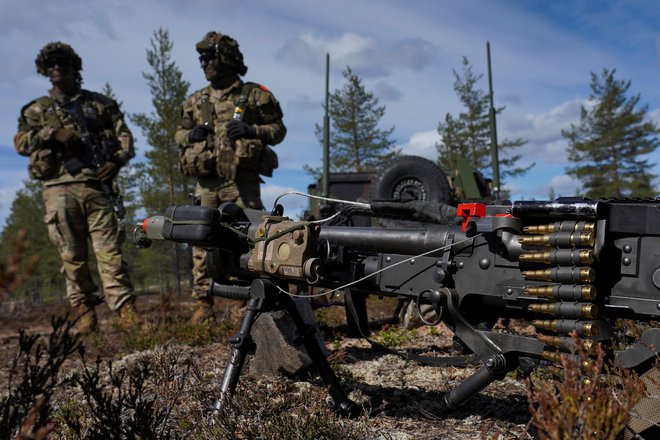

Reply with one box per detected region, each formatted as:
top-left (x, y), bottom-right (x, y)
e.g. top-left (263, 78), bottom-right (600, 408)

top-left (134, 197), bottom-right (660, 414)
top-left (61, 99), bottom-right (126, 220)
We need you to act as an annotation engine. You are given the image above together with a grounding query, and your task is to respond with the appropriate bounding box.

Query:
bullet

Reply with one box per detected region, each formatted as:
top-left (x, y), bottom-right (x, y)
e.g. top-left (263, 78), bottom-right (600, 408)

top-left (541, 350), bottom-right (563, 363)
top-left (518, 231), bottom-right (594, 248)
top-left (525, 285), bottom-right (597, 300)
top-left (522, 267), bottom-right (595, 283)
top-left (546, 365), bottom-right (564, 378)
top-left (541, 351), bottom-right (590, 370)
top-left (519, 249), bottom-right (594, 265)
top-left (536, 334), bottom-right (595, 352)
top-left (528, 302), bottom-right (599, 319)
top-left (532, 319), bottom-right (601, 337)
top-left (523, 221), bottom-right (595, 234)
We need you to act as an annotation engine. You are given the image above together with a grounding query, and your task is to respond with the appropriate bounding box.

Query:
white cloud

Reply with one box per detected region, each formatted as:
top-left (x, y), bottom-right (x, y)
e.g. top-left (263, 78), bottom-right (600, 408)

top-left (539, 174), bottom-right (581, 198)
top-left (649, 107), bottom-right (660, 125)
top-left (498, 98), bottom-right (586, 167)
top-left (276, 31), bottom-right (436, 78)
top-left (506, 173), bottom-right (580, 201)
top-left (396, 130), bottom-right (439, 160)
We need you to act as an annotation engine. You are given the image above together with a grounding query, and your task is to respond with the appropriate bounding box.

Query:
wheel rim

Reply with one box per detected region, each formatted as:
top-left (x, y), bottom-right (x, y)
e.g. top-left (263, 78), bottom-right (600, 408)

top-left (392, 178), bottom-right (428, 201)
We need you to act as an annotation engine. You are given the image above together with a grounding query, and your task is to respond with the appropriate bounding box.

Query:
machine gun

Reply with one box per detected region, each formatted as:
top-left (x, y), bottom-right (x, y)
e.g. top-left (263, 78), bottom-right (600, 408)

top-left (134, 197), bottom-right (660, 415)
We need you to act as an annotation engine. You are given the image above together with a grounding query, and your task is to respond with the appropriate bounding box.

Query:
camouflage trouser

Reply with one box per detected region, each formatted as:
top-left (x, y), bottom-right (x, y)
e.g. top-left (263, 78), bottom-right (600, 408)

top-left (192, 172), bottom-right (263, 299)
top-left (43, 182), bottom-right (134, 311)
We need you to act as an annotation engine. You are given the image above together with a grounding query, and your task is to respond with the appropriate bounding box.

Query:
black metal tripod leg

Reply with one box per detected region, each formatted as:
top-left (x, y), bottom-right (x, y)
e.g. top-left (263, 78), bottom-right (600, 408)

top-left (214, 294), bottom-right (262, 414)
top-left (281, 293), bottom-right (362, 417)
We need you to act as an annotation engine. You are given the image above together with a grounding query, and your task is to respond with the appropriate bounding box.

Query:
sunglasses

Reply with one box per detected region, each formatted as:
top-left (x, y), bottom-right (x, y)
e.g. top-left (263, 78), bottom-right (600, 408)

top-left (198, 52), bottom-right (217, 63)
top-left (43, 57), bottom-right (71, 69)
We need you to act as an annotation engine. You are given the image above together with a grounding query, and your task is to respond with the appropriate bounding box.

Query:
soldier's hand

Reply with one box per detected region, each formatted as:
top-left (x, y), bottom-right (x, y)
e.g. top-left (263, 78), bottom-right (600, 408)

top-left (188, 124), bottom-right (213, 143)
top-left (216, 146), bottom-right (237, 181)
top-left (226, 120), bottom-right (256, 140)
top-left (96, 161), bottom-right (119, 181)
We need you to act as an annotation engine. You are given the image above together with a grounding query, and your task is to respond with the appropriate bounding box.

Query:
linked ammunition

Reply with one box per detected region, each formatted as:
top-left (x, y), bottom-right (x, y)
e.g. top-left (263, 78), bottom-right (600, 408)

top-left (541, 351), bottom-right (590, 370)
top-left (522, 267), bottom-right (595, 283)
top-left (518, 231), bottom-right (594, 247)
top-left (546, 365), bottom-right (564, 378)
top-left (532, 319), bottom-right (601, 337)
top-left (536, 334), bottom-right (595, 352)
top-left (523, 221), bottom-right (595, 234)
top-left (525, 285), bottom-right (597, 300)
top-left (528, 302), bottom-right (599, 319)
top-left (519, 249), bottom-right (595, 265)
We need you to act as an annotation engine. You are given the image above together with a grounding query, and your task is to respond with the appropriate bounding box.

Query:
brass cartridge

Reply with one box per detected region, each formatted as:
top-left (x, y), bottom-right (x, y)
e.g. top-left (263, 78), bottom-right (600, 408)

top-left (541, 351), bottom-right (590, 370)
top-left (522, 267), bottom-right (595, 283)
top-left (518, 231), bottom-right (594, 248)
top-left (523, 221), bottom-right (595, 234)
top-left (519, 249), bottom-right (594, 265)
top-left (528, 302), bottom-right (599, 319)
top-left (546, 365), bottom-right (564, 378)
top-left (532, 319), bottom-right (601, 337)
top-left (525, 285), bottom-right (597, 301)
top-left (536, 334), bottom-right (595, 352)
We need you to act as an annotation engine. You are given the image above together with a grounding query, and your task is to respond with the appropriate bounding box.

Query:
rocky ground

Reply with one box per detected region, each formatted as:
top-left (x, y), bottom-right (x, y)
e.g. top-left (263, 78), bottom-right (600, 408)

top-left (0, 293), bottom-right (536, 439)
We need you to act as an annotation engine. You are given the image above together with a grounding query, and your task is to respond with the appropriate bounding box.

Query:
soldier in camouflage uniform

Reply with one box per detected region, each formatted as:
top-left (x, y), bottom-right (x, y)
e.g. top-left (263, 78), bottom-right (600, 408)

top-left (175, 31), bottom-right (286, 323)
top-left (13, 42), bottom-right (142, 333)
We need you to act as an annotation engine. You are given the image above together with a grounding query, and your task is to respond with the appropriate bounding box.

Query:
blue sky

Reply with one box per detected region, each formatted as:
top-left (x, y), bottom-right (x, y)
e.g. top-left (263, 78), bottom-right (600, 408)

top-left (1, 0), bottom-right (659, 229)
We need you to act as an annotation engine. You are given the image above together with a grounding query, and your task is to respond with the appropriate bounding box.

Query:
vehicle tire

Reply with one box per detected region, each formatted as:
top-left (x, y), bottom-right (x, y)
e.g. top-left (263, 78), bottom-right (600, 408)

top-left (370, 155), bottom-right (453, 227)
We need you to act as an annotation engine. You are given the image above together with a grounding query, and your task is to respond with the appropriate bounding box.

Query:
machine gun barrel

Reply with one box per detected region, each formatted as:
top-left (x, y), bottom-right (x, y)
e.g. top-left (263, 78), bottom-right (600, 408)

top-left (318, 225), bottom-right (455, 255)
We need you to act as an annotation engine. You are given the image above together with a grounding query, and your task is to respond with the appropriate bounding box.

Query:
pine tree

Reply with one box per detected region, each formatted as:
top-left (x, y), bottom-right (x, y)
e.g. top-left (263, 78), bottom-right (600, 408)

top-left (437, 57), bottom-right (531, 184)
top-left (309, 66), bottom-right (398, 175)
top-left (130, 28), bottom-right (192, 209)
top-left (0, 181), bottom-right (64, 303)
top-left (130, 28), bottom-right (192, 295)
top-left (562, 68), bottom-right (659, 198)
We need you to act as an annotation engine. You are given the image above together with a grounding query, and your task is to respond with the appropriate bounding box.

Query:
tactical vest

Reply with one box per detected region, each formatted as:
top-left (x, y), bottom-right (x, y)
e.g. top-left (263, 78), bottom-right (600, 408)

top-left (178, 82), bottom-right (279, 179)
top-left (24, 93), bottom-right (120, 181)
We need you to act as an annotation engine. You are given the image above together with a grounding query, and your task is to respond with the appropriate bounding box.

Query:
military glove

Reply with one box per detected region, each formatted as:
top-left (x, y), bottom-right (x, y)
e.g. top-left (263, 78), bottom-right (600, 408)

top-left (226, 120), bottom-right (256, 141)
top-left (216, 146), bottom-right (237, 181)
top-left (96, 161), bottom-right (119, 181)
top-left (188, 124), bottom-right (213, 143)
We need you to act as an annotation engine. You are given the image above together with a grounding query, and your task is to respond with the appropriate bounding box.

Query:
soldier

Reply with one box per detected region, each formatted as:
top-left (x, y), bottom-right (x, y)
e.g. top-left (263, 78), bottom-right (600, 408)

top-left (13, 42), bottom-right (142, 333)
top-left (175, 31), bottom-right (286, 323)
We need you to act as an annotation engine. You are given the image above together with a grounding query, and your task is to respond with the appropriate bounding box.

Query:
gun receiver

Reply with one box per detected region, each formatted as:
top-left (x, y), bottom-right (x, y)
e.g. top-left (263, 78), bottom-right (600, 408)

top-left (135, 197), bottom-right (660, 412)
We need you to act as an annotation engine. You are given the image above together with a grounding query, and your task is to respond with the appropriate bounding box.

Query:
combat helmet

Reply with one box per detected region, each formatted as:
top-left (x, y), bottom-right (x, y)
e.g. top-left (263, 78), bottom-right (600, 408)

top-left (196, 31), bottom-right (248, 76)
top-left (35, 42), bottom-right (83, 76)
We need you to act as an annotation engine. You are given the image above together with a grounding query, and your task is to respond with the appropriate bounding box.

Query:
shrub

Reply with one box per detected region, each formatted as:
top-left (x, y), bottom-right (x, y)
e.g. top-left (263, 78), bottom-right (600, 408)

top-left (526, 332), bottom-right (644, 440)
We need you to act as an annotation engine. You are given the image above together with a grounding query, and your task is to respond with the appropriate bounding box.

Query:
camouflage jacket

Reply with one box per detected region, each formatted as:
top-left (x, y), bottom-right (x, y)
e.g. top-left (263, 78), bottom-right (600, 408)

top-left (175, 80), bottom-right (285, 179)
top-left (14, 87), bottom-right (135, 185)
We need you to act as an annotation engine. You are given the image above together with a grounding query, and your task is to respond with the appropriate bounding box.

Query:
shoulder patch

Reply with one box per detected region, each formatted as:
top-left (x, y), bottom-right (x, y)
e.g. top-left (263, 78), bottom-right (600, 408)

top-left (258, 84), bottom-right (270, 92)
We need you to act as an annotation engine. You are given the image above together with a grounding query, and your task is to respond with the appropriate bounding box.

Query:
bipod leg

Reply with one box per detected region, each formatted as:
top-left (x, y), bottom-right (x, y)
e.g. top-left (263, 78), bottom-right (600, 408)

top-left (213, 289), bottom-right (263, 416)
top-left (278, 284), bottom-right (362, 418)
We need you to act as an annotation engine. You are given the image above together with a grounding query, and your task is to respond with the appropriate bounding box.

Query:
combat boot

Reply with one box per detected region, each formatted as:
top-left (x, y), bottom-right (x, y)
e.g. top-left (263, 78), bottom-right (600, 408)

top-left (190, 297), bottom-right (215, 324)
top-left (117, 301), bottom-right (144, 330)
top-left (72, 303), bottom-right (98, 335)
